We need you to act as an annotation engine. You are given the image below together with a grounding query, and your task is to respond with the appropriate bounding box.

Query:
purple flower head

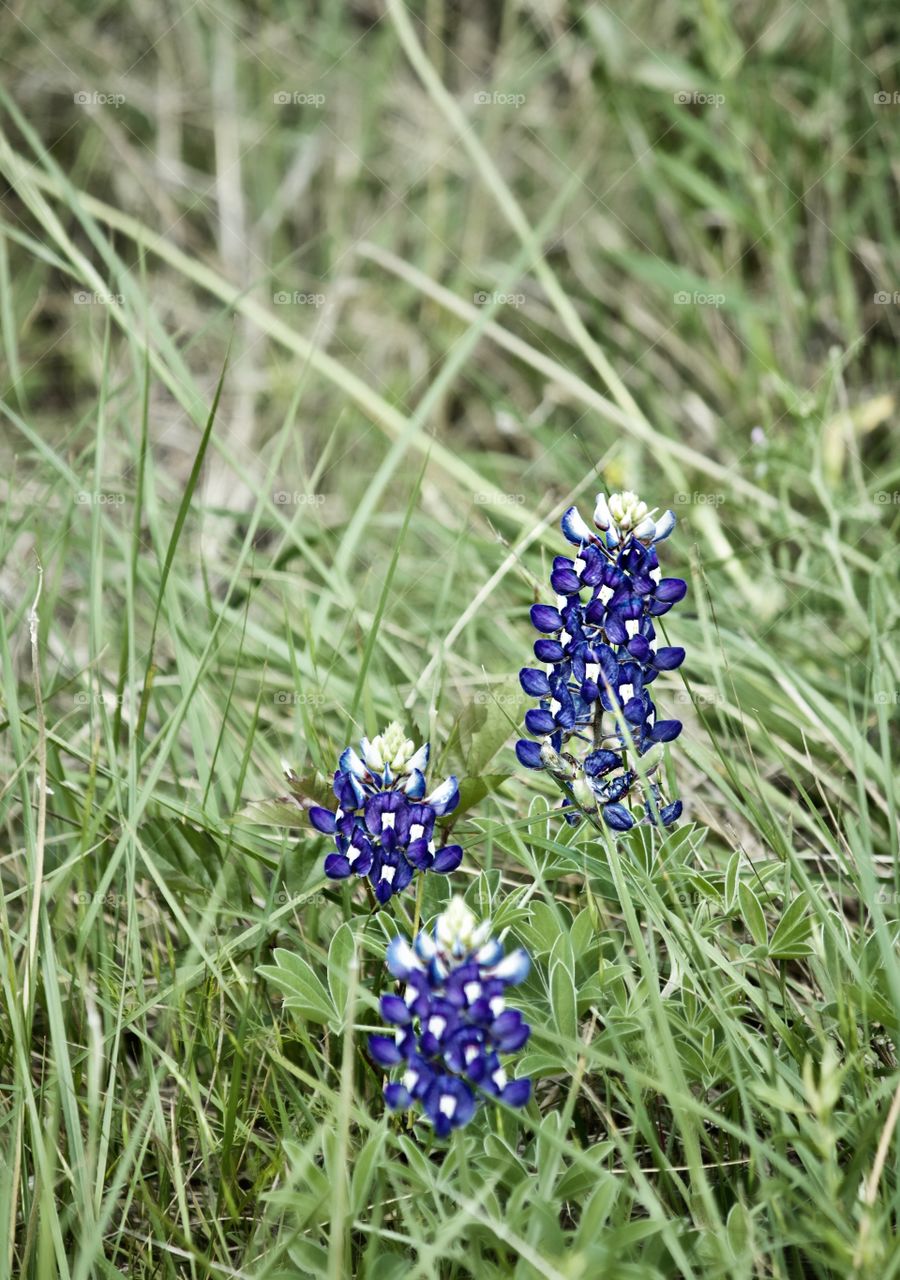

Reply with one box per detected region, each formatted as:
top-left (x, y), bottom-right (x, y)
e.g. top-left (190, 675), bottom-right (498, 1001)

top-left (517, 490), bottom-right (685, 831)
top-left (369, 898), bottom-right (532, 1136)
top-left (308, 722), bottom-right (461, 902)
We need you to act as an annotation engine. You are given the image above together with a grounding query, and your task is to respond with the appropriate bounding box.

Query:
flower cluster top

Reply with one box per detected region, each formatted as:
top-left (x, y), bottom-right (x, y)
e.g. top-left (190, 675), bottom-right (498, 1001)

top-left (516, 490), bottom-right (686, 831)
top-left (309, 722), bottom-right (462, 902)
top-left (369, 897), bottom-right (532, 1136)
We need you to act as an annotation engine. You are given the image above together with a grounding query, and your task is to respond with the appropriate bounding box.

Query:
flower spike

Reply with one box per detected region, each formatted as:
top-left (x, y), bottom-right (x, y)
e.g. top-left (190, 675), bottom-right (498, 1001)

top-left (370, 898), bottom-right (532, 1136)
top-left (517, 489), bottom-right (685, 830)
top-left (306, 722), bottom-right (462, 902)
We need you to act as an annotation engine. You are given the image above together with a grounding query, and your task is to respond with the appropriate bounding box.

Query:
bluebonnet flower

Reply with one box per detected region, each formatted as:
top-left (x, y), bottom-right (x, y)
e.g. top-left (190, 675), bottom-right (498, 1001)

top-left (309, 722), bottom-right (463, 903)
top-left (369, 897), bottom-right (532, 1136)
top-left (517, 490), bottom-right (685, 832)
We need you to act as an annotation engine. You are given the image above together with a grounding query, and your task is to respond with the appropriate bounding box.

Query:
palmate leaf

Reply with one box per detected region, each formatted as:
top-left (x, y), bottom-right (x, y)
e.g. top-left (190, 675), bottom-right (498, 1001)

top-left (768, 893), bottom-right (814, 959)
top-left (236, 767), bottom-right (334, 826)
top-left (258, 948), bottom-right (337, 1027)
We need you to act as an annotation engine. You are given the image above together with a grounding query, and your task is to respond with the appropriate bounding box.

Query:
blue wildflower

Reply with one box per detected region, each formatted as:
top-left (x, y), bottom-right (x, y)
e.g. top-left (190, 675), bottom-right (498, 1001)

top-left (309, 722), bottom-right (463, 903)
top-left (517, 489), bottom-right (686, 831)
top-left (369, 897), bottom-right (532, 1136)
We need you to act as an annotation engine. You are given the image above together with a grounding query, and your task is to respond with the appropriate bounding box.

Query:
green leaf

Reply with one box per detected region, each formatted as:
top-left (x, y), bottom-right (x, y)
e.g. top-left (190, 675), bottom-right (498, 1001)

top-left (258, 949), bottom-right (335, 1025)
top-left (328, 922), bottom-right (356, 1023)
top-left (550, 960), bottom-right (578, 1041)
top-left (739, 883), bottom-right (768, 947)
top-left (449, 680), bottom-right (529, 776)
top-left (724, 851), bottom-right (740, 913)
top-left (235, 796), bottom-right (311, 827)
top-left (768, 893), bottom-right (814, 958)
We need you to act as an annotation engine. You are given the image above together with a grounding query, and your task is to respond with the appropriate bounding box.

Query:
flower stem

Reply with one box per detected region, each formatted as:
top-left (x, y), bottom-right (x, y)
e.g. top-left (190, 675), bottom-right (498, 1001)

top-left (412, 871), bottom-right (425, 939)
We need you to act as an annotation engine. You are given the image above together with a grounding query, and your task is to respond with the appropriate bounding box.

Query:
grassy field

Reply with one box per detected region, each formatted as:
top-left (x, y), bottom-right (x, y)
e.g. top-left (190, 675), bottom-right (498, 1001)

top-left (2, 1), bottom-right (900, 1276)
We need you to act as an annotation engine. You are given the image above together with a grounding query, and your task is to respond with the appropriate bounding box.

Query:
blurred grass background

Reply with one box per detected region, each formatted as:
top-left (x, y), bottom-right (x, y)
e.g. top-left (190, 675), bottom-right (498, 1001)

top-left (1, 1), bottom-right (900, 1277)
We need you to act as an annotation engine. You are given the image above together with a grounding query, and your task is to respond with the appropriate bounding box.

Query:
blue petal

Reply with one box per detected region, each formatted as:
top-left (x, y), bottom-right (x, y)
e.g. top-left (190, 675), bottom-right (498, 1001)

top-left (488, 947), bottom-right (530, 985)
top-left (530, 603), bottom-right (563, 633)
top-left (386, 936), bottom-right (422, 979)
top-left (660, 799), bottom-right (683, 825)
top-left (309, 806), bottom-right (337, 834)
top-left (405, 742), bottom-right (430, 773)
top-left (534, 638), bottom-right (564, 663)
top-left (323, 852), bottom-right (352, 878)
top-left (380, 993), bottom-right (412, 1024)
top-left (648, 719), bottom-right (682, 743)
top-left (431, 844), bottom-right (463, 873)
top-left (426, 775), bottom-right (459, 816)
top-left (561, 505), bottom-right (594, 545)
top-left (602, 803), bottom-right (634, 831)
top-left (550, 566), bottom-right (582, 595)
top-left (403, 768), bottom-right (427, 799)
top-left (501, 1078), bottom-right (532, 1108)
top-left (339, 746), bottom-right (369, 779)
top-left (519, 668), bottom-right (551, 697)
top-left (652, 646), bottom-right (685, 670)
top-left (515, 739), bottom-right (544, 770)
top-left (655, 577), bottom-right (687, 603)
top-left (525, 708), bottom-right (556, 735)
top-left (652, 509), bottom-right (676, 542)
top-left (584, 749), bottom-right (619, 776)
top-left (384, 1082), bottom-right (412, 1109)
top-left (368, 1034), bottom-right (404, 1067)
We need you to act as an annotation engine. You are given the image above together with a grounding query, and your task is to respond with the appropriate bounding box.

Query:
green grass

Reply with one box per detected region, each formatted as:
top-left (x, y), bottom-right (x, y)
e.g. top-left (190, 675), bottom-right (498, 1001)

top-left (1, 1), bottom-right (900, 1276)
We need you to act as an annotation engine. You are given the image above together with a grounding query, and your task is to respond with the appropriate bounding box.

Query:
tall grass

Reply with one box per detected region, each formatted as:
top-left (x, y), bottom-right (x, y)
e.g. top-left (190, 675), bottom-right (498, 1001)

top-left (1, 2), bottom-right (899, 1276)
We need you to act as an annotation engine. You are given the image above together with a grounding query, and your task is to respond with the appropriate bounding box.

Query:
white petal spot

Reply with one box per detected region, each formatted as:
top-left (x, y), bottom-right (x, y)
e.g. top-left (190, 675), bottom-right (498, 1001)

top-left (619, 683), bottom-right (634, 703)
top-left (492, 1067), bottom-right (508, 1090)
top-left (560, 629), bottom-right (571, 646)
top-left (410, 823), bottom-right (424, 841)
top-left (438, 1094), bottom-right (457, 1119)
top-left (465, 1044), bottom-right (480, 1064)
top-left (382, 812), bottom-right (396, 830)
top-left (381, 865), bottom-right (396, 885)
top-left (585, 663), bottom-right (600, 683)
top-left (464, 981), bottom-right (482, 1003)
top-left (599, 586), bottom-right (613, 605)
top-left (489, 996), bottom-right (505, 1017)
top-left (402, 1069), bottom-right (419, 1091)
top-left (625, 618), bottom-right (640, 638)
top-left (549, 699), bottom-right (561, 716)
top-left (427, 1015), bottom-right (446, 1038)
